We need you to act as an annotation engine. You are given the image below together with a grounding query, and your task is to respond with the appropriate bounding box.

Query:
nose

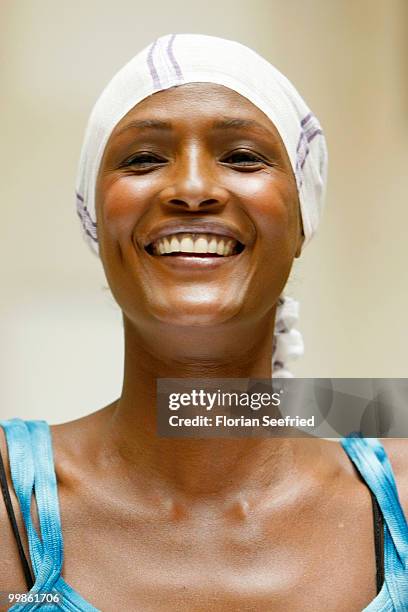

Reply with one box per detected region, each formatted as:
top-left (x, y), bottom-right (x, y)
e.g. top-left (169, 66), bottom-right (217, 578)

top-left (158, 147), bottom-right (229, 211)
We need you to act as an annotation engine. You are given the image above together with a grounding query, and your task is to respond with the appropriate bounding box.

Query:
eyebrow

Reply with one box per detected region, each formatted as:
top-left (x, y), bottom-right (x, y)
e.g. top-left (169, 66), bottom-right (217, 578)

top-left (212, 117), bottom-right (275, 136)
top-left (116, 116), bottom-right (276, 138)
top-left (115, 119), bottom-right (172, 135)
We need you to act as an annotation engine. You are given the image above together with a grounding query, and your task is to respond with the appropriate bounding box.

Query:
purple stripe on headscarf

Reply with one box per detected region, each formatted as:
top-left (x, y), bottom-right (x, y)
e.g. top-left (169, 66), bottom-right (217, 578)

top-left (300, 112), bottom-right (313, 127)
top-left (298, 129), bottom-right (323, 175)
top-left (299, 148), bottom-right (311, 171)
top-left (167, 34), bottom-right (183, 83)
top-left (84, 227), bottom-right (98, 243)
top-left (76, 193), bottom-right (97, 228)
top-left (295, 118), bottom-right (324, 187)
top-left (296, 130), bottom-right (307, 153)
top-left (306, 128), bottom-right (323, 142)
top-left (76, 193), bottom-right (98, 243)
top-left (147, 39), bottom-right (161, 89)
top-left (76, 209), bottom-right (98, 242)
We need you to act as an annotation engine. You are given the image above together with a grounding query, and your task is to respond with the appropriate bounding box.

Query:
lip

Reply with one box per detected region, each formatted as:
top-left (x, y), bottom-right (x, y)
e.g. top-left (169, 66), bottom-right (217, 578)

top-left (142, 220), bottom-right (247, 249)
top-left (146, 249), bottom-right (246, 271)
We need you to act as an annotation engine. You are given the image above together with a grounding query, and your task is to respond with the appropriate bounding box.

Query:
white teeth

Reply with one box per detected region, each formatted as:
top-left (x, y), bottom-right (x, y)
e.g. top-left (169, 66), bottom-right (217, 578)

top-left (180, 236), bottom-right (194, 252)
top-left (194, 237), bottom-right (209, 253)
top-left (163, 237), bottom-right (172, 253)
top-left (170, 236), bottom-right (180, 252)
top-left (208, 238), bottom-right (218, 253)
top-left (151, 233), bottom-right (239, 256)
top-left (216, 240), bottom-right (225, 255)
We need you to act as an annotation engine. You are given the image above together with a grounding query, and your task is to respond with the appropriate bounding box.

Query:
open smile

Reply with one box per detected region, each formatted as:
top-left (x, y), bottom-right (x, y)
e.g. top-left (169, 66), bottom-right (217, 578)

top-left (142, 224), bottom-right (247, 269)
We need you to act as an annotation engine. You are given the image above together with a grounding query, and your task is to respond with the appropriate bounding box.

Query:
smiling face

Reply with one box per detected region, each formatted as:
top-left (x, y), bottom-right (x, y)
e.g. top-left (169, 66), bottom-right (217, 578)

top-left (95, 83), bottom-right (303, 329)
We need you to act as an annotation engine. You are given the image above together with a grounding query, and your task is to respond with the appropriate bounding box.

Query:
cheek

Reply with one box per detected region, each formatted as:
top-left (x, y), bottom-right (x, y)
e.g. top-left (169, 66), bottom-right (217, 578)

top-left (98, 176), bottom-right (153, 241)
top-left (236, 174), bottom-right (299, 303)
top-left (229, 172), bottom-right (298, 244)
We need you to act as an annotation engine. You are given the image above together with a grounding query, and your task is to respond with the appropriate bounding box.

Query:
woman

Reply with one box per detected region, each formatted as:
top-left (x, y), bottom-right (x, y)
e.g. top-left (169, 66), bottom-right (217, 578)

top-left (0, 34), bottom-right (407, 611)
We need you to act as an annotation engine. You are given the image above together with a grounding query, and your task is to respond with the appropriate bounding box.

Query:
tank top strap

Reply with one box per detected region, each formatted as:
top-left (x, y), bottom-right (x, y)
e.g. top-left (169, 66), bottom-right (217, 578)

top-left (1, 418), bottom-right (43, 576)
top-left (1, 418), bottom-right (64, 597)
top-left (341, 433), bottom-right (408, 611)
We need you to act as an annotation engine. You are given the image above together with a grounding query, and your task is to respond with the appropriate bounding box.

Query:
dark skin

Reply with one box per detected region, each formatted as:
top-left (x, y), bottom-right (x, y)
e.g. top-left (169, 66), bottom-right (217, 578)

top-left (1, 83), bottom-right (407, 611)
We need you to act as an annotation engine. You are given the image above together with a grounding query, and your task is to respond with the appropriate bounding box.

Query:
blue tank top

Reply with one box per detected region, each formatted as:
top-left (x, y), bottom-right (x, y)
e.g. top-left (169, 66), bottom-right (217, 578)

top-left (1, 418), bottom-right (407, 611)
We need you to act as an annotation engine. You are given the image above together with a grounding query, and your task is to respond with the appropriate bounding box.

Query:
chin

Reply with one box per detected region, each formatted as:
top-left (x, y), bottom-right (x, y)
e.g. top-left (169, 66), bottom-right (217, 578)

top-left (148, 299), bottom-right (242, 327)
top-left (139, 284), bottom-right (243, 327)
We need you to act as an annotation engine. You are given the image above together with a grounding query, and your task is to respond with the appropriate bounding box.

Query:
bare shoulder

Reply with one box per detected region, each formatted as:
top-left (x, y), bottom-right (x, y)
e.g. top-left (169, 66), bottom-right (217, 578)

top-left (380, 438), bottom-right (408, 518)
top-left (0, 406), bottom-right (113, 604)
top-left (0, 426), bottom-right (31, 602)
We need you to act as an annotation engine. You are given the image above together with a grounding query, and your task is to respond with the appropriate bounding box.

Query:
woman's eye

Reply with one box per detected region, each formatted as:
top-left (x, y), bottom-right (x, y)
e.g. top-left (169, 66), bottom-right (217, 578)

top-left (220, 150), bottom-right (267, 168)
top-left (121, 153), bottom-right (166, 169)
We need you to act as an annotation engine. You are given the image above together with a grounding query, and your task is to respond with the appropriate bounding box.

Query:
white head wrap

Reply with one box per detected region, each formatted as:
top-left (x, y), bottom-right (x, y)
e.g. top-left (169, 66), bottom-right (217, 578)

top-left (76, 33), bottom-right (328, 377)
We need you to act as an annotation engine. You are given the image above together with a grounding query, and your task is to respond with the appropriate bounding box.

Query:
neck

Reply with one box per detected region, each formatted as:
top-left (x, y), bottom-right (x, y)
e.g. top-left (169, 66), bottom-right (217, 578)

top-left (105, 311), bottom-right (316, 500)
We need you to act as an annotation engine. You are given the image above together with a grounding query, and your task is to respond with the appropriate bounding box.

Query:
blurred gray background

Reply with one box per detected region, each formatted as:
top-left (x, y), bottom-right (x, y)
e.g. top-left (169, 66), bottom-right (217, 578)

top-left (1, 0), bottom-right (407, 423)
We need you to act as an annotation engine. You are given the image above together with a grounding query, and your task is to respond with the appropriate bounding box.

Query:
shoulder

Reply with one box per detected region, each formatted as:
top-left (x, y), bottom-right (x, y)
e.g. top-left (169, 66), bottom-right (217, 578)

top-left (332, 437), bottom-right (408, 522)
top-left (380, 438), bottom-right (408, 518)
top-left (0, 408), bottom-right (112, 599)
